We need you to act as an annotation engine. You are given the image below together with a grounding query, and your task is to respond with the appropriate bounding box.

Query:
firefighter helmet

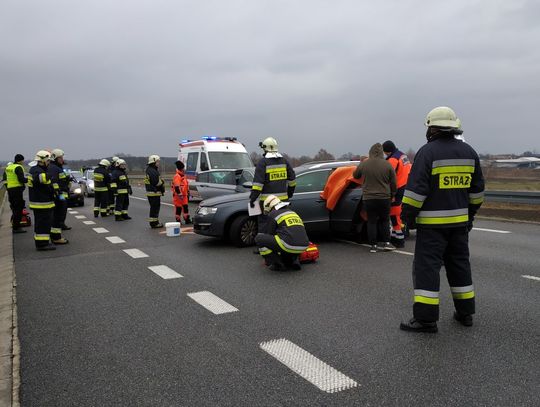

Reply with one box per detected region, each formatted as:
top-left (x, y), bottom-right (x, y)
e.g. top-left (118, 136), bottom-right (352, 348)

top-left (50, 149), bottom-right (65, 160)
top-left (99, 159), bottom-right (111, 167)
top-left (34, 150), bottom-right (51, 163)
top-left (112, 156), bottom-right (120, 162)
top-left (263, 195), bottom-right (282, 214)
top-left (259, 137), bottom-right (278, 152)
top-left (424, 106), bottom-right (460, 128)
top-left (116, 159), bottom-right (127, 168)
top-left (148, 154), bottom-right (160, 164)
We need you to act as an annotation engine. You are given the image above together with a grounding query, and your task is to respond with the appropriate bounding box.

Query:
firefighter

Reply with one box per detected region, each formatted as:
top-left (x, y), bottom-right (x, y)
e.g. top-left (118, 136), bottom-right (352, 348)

top-left (249, 137), bottom-right (296, 257)
top-left (399, 106), bottom-right (485, 333)
top-left (93, 159), bottom-right (111, 218)
top-left (47, 149), bottom-right (70, 244)
top-left (145, 155), bottom-right (165, 228)
top-left (5, 154), bottom-right (27, 233)
top-left (255, 195), bottom-right (310, 271)
top-left (382, 140), bottom-right (412, 248)
top-left (28, 150), bottom-right (56, 251)
top-left (171, 160), bottom-right (191, 224)
top-left (107, 156), bottom-right (120, 215)
top-left (112, 159), bottom-right (132, 221)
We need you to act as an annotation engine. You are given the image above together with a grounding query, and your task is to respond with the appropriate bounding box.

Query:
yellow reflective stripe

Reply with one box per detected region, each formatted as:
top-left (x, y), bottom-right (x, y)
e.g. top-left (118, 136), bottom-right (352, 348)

top-left (288, 181), bottom-right (297, 187)
top-left (50, 227), bottom-right (62, 234)
top-left (29, 202), bottom-right (55, 209)
top-left (469, 197), bottom-right (484, 205)
top-left (94, 187), bottom-right (108, 192)
top-left (414, 295), bottom-right (440, 305)
top-left (39, 173), bottom-right (51, 184)
top-left (53, 183), bottom-right (60, 190)
top-left (431, 166), bottom-right (475, 175)
top-left (109, 183), bottom-right (117, 188)
top-left (119, 175), bottom-right (127, 180)
top-left (252, 185), bottom-right (263, 191)
top-left (34, 234), bottom-right (50, 241)
top-left (146, 192), bottom-right (162, 196)
top-left (277, 214), bottom-right (304, 227)
top-left (266, 166), bottom-right (286, 173)
top-left (117, 189), bottom-right (128, 194)
top-left (452, 291), bottom-right (475, 300)
top-left (402, 196), bottom-right (423, 208)
top-left (274, 235), bottom-right (306, 254)
top-left (416, 215), bottom-right (469, 225)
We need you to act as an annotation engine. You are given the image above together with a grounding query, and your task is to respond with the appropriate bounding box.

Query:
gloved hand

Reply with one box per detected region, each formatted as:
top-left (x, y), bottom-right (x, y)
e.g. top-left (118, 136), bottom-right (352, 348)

top-left (128, 185), bottom-right (133, 195)
top-left (58, 194), bottom-right (66, 201)
top-left (250, 200), bottom-right (256, 208)
top-left (467, 220), bottom-right (474, 232)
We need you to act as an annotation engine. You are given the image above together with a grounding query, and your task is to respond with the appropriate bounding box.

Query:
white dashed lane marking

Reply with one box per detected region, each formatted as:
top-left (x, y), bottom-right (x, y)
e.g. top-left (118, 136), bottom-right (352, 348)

top-left (260, 338), bottom-right (358, 394)
top-left (83, 221), bottom-right (96, 225)
top-left (69, 211), bottom-right (79, 214)
top-left (148, 265), bottom-right (183, 279)
top-left (472, 227), bottom-right (511, 234)
top-left (75, 215), bottom-right (87, 219)
top-left (522, 275), bottom-right (540, 281)
top-left (93, 227), bottom-right (109, 234)
top-left (187, 291), bottom-right (238, 315)
top-left (123, 248), bottom-right (149, 259)
top-left (106, 236), bottom-right (126, 244)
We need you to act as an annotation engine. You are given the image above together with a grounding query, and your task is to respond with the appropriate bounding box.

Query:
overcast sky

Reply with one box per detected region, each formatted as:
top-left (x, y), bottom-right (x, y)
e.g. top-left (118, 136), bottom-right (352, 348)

top-left (2, 0), bottom-right (540, 161)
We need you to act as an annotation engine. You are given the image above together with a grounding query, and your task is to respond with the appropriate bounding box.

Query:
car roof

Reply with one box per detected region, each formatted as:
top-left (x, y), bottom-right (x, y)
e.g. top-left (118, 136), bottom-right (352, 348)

top-left (294, 160), bottom-right (360, 174)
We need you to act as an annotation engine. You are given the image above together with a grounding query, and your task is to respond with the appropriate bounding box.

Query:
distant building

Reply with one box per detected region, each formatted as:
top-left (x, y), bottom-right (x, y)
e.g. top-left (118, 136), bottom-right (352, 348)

top-left (492, 157), bottom-right (540, 168)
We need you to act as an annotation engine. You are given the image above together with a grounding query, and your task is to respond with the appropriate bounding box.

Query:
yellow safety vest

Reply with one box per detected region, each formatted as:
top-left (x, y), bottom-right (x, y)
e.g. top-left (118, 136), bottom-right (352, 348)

top-left (5, 164), bottom-right (24, 188)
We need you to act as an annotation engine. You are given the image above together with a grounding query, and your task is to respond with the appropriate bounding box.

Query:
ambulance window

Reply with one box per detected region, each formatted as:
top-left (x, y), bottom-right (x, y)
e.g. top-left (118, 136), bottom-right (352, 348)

top-left (295, 170), bottom-right (331, 193)
top-left (200, 153), bottom-right (209, 172)
top-left (186, 153), bottom-right (199, 172)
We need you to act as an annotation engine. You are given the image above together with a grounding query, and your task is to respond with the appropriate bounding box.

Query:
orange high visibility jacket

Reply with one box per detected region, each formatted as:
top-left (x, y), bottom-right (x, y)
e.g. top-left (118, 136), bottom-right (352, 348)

top-left (387, 150), bottom-right (411, 189)
top-left (320, 166), bottom-right (362, 210)
top-left (171, 169), bottom-right (189, 206)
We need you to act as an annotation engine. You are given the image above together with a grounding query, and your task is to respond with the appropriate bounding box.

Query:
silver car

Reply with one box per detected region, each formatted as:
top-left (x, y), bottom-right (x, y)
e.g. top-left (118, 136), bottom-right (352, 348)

top-left (191, 168), bottom-right (254, 200)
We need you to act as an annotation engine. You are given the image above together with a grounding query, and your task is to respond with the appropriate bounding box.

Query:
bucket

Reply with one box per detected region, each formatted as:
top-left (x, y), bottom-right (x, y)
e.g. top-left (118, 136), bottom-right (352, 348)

top-left (165, 222), bottom-right (181, 237)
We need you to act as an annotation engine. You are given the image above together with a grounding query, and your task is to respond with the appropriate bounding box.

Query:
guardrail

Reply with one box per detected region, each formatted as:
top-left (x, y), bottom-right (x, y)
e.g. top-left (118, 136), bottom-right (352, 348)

top-left (485, 190), bottom-right (540, 205)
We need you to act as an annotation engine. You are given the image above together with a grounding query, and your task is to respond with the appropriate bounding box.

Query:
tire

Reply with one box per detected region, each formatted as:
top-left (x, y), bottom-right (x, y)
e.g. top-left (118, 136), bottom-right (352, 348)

top-left (229, 215), bottom-right (257, 247)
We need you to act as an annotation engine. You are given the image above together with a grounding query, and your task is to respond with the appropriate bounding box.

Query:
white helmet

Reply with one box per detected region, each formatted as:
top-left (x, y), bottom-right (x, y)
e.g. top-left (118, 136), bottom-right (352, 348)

top-left (34, 150), bottom-right (51, 163)
top-left (263, 195), bottom-right (282, 214)
top-left (424, 106), bottom-right (460, 129)
top-left (148, 154), bottom-right (160, 165)
top-left (112, 156), bottom-right (120, 162)
top-left (99, 159), bottom-right (111, 167)
top-left (259, 137), bottom-right (278, 153)
top-left (116, 159), bottom-right (127, 168)
top-left (50, 148), bottom-right (65, 160)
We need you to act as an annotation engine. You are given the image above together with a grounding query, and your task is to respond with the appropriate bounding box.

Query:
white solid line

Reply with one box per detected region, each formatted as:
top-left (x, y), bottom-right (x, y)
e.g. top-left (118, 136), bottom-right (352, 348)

top-left (522, 275), bottom-right (540, 281)
top-left (106, 236), bottom-right (126, 244)
top-left (472, 227), bottom-right (511, 234)
top-left (148, 265), bottom-right (183, 279)
top-left (123, 248), bottom-right (149, 259)
top-left (83, 221), bottom-right (96, 225)
top-left (260, 338), bottom-right (358, 394)
top-left (130, 195), bottom-right (175, 207)
top-left (69, 211), bottom-right (79, 214)
top-left (187, 291), bottom-right (238, 314)
top-left (75, 215), bottom-right (87, 219)
top-left (93, 227), bottom-right (109, 234)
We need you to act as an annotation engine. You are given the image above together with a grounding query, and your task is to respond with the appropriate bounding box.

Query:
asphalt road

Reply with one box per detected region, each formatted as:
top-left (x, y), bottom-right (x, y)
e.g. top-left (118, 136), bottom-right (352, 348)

top-left (14, 188), bottom-right (540, 406)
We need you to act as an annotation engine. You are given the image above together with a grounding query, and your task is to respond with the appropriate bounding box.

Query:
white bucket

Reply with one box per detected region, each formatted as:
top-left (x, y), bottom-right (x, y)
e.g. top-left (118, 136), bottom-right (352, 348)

top-left (165, 222), bottom-right (181, 237)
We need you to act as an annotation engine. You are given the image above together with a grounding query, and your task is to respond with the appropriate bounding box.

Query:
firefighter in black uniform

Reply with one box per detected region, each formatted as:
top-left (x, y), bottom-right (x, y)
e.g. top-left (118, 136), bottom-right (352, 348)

top-left (93, 159), bottom-right (111, 218)
top-left (255, 195), bottom-right (310, 271)
top-left (112, 159), bottom-right (132, 221)
top-left (399, 106), bottom-right (485, 333)
top-left (47, 149), bottom-right (70, 244)
top-left (107, 156), bottom-right (119, 215)
top-left (5, 154), bottom-right (27, 233)
top-left (250, 137), bottom-right (296, 257)
top-left (145, 155), bottom-right (165, 228)
top-left (28, 150), bottom-right (56, 251)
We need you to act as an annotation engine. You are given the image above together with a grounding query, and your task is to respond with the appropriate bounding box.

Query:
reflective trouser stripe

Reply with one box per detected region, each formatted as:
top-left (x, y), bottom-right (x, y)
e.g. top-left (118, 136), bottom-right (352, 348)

top-left (148, 217), bottom-right (159, 222)
top-left (117, 189), bottom-right (128, 194)
top-left (259, 247), bottom-right (272, 255)
top-left (34, 234), bottom-right (50, 241)
top-left (115, 211), bottom-right (122, 215)
top-left (29, 202), bottom-right (55, 209)
top-left (414, 296), bottom-right (440, 305)
top-left (50, 227), bottom-right (62, 234)
top-left (94, 187), bottom-right (108, 192)
top-left (274, 235), bottom-right (307, 254)
top-left (146, 192), bottom-right (161, 197)
top-left (451, 285), bottom-right (475, 300)
top-left (122, 210), bottom-right (128, 214)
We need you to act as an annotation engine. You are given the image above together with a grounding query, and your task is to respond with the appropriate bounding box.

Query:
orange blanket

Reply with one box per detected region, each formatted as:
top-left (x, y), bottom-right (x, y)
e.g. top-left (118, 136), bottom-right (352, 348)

top-left (320, 166), bottom-right (362, 210)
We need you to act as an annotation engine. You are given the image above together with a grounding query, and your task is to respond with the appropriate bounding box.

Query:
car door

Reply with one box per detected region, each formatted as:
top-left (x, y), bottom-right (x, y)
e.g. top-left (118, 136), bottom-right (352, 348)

top-left (289, 169), bottom-right (331, 233)
top-left (196, 170), bottom-right (237, 200)
top-left (330, 183), bottom-right (364, 233)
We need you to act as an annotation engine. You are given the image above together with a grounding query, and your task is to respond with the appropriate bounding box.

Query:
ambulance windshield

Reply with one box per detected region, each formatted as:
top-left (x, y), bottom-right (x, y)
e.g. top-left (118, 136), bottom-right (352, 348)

top-left (208, 152), bottom-right (253, 169)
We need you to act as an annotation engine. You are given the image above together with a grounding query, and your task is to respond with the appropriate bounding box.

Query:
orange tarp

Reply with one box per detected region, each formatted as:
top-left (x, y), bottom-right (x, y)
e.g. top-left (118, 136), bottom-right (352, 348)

top-left (320, 166), bottom-right (362, 211)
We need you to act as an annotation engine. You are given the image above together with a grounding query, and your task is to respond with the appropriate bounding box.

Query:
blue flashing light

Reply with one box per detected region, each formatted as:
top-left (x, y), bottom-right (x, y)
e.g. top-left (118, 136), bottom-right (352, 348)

top-left (181, 139), bottom-right (191, 143)
top-left (202, 136), bottom-right (219, 141)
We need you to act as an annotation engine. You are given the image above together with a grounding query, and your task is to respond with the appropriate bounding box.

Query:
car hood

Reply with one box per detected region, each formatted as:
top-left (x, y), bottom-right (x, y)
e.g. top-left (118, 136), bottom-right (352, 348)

top-left (200, 192), bottom-right (250, 207)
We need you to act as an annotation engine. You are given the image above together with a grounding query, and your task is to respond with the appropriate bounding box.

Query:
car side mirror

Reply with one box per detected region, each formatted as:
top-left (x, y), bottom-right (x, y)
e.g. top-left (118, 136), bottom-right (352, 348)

top-left (242, 181), bottom-right (252, 189)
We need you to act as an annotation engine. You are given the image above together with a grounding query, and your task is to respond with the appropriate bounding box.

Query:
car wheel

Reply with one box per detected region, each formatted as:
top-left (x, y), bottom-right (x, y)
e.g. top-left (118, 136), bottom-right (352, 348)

top-left (229, 215), bottom-right (257, 247)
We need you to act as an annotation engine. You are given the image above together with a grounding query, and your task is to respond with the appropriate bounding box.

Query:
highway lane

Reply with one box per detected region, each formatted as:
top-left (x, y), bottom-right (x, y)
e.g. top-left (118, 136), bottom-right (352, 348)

top-left (14, 190), bottom-right (540, 406)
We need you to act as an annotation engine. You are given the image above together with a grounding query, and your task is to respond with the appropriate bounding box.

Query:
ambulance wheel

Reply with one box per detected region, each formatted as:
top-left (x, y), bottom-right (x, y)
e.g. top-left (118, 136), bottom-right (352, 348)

top-left (229, 215), bottom-right (257, 247)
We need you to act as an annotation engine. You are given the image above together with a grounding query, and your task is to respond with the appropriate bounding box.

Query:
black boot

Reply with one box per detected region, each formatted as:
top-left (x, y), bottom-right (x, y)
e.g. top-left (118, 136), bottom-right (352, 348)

top-left (37, 244), bottom-right (56, 251)
top-left (399, 318), bottom-right (438, 333)
top-left (115, 215), bottom-right (125, 221)
top-left (122, 214), bottom-right (132, 220)
top-left (453, 312), bottom-right (473, 327)
top-left (61, 224), bottom-right (72, 230)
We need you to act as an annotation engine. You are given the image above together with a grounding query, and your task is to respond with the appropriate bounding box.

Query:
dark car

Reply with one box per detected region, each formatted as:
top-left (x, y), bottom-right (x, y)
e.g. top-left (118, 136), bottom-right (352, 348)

top-left (190, 168), bottom-right (254, 200)
top-left (66, 170), bottom-right (85, 207)
top-left (194, 161), bottom-right (364, 246)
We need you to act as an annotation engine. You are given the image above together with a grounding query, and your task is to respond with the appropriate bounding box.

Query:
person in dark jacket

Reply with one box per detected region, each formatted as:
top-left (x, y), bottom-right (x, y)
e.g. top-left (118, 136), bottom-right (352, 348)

top-left (93, 159), bottom-right (111, 218)
top-left (4, 154), bottom-right (27, 233)
top-left (111, 159), bottom-right (132, 221)
top-left (28, 150), bottom-right (56, 250)
top-left (353, 143), bottom-right (397, 253)
top-left (145, 155), bottom-right (165, 228)
top-left (399, 106), bottom-right (485, 333)
top-left (254, 195), bottom-right (310, 271)
top-left (47, 149), bottom-right (70, 244)
top-left (107, 156), bottom-right (119, 215)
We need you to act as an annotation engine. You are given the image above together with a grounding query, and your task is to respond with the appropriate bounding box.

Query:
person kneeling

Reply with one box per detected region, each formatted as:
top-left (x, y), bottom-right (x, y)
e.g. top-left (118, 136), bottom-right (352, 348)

top-left (255, 195), bottom-right (309, 271)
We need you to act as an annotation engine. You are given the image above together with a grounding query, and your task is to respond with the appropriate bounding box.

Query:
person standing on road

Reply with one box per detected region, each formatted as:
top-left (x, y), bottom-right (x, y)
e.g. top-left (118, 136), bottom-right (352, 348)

top-left (47, 149), bottom-right (70, 244)
top-left (353, 143), bottom-right (397, 253)
top-left (112, 159), bottom-right (132, 221)
top-left (28, 150), bottom-right (56, 251)
top-left (172, 160), bottom-right (191, 224)
top-left (145, 155), bottom-right (165, 228)
top-left (107, 156), bottom-right (119, 215)
top-left (5, 154), bottom-right (27, 233)
top-left (93, 159), bottom-right (111, 218)
top-left (250, 138), bottom-right (296, 257)
top-left (382, 140), bottom-right (412, 248)
top-left (399, 106), bottom-right (485, 333)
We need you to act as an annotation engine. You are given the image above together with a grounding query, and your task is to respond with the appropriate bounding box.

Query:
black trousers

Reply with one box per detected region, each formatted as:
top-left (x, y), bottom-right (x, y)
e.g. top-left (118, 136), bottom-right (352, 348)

top-left (8, 187), bottom-right (24, 229)
top-left (412, 227), bottom-right (475, 322)
top-left (94, 191), bottom-right (109, 216)
top-left (108, 189), bottom-right (115, 211)
top-left (33, 208), bottom-right (53, 248)
top-left (147, 195), bottom-right (161, 224)
top-left (175, 205), bottom-right (190, 221)
top-left (115, 193), bottom-right (129, 216)
top-left (51, 198), bottom-right (67, 240)
top-left (255, 233), bottom-right (299, 266)
top-left (363, 198), bottom-right (391, 245)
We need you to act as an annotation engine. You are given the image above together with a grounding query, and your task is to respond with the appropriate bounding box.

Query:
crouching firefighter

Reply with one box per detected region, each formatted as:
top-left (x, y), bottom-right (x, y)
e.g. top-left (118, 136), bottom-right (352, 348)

top-left (255, 195), bottom-right (309, 271)
top-left (171, 160), bottom-right (191, 224)
top-left (112, 159), bottom-right (132, 221)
